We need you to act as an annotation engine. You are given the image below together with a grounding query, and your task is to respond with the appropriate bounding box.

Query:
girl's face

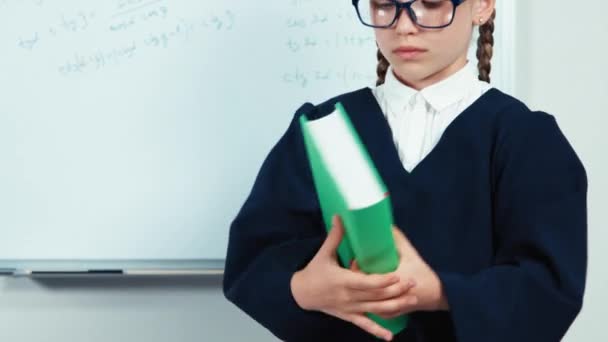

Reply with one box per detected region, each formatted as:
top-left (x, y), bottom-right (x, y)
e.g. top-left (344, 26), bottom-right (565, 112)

top-left (374, 0), bottom-right (495, 89)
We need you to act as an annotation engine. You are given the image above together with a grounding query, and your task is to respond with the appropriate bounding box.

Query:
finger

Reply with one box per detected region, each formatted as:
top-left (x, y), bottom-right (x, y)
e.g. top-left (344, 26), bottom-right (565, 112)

top-left (359, 295), bottom-right (419, 318)
top-left (350, 279), bottom-right (416, 302)
top-left (344, 271), bottom-right (399, 291)
top-left (319, 215), bottom-right (345, 257)
top-left (350, 259), bottom-right (361, 273)
top-left (378, 310), bottom-right (409, 320)
top-left (347, 313), bottom-right (393, 341)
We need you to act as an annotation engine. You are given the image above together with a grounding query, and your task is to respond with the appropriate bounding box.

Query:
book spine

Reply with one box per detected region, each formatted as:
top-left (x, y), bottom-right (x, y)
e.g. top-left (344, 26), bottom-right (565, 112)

top-left (346, 198), bottom-right (399, 274)
top-left (299, 114), bottom-right (355, 267)
top-left (299, 109), bottom-right (408, 335)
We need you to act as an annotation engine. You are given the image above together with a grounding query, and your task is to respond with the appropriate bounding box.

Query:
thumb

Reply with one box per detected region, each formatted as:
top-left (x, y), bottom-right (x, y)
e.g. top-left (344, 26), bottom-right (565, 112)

top-left (392, 226), bottom-right (416, 258)
top-left (320, 215), bottom-right (345, 257)
top-left (392, 226), bottom-right (406, 246)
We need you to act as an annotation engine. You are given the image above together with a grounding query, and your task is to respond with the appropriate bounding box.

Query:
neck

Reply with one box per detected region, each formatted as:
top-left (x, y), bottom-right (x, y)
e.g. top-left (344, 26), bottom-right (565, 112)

top-left (394, 54), bottom-right (469, 90)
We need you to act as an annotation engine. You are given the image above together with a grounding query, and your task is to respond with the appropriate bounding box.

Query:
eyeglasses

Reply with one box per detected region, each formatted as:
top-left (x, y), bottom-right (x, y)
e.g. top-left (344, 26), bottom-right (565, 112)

top-left (352, 0), bottom-right (466, 29)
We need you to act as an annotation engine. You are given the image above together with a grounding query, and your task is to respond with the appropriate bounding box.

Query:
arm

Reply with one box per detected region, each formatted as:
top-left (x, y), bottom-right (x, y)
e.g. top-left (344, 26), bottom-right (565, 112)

top-left (222, 103), bottom-right (356, 341)
top-left (437, 112), bottom-right (588, 342)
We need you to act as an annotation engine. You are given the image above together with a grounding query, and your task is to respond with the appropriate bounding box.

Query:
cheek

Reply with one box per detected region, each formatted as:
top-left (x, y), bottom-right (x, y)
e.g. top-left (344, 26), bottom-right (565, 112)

top-left (429, 25), bottom-right (473, 63)
top-left (445, 17), bottom-right (474, 52)
top-left (434, 34), bottom-right (464, 58)
top-left (374, 31), bottom-right (391, 54)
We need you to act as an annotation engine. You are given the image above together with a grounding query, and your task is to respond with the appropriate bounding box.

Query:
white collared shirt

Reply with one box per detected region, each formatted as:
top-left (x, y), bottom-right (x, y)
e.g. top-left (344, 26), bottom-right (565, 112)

top-left (372, 63), bottom-right (492, 172)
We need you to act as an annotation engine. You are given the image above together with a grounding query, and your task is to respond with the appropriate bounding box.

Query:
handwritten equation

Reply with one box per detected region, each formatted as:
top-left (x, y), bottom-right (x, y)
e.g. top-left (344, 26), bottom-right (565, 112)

top-left (286, 33), bottom-right (374, 53)
top-left (283, 66), bottom-right (375, 88)
top-left (4, 0), bottom-right (376, 88)
top-left (281, 1), bottom-right (376, 88)
top-left (4, 0), bottom-right (236, 76)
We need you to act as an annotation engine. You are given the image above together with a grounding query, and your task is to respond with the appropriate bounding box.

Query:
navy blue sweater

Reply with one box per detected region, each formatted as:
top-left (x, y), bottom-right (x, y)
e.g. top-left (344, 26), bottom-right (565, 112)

top-left (223, 87), bottom-right (588, 341)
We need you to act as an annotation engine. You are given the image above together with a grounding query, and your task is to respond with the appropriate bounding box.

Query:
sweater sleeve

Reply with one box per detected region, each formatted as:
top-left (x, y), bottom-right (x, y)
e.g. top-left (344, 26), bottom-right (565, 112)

top-left (437, 111), bottom-right (588, 342)
top-left (222, 103), bottom-right (357, 341)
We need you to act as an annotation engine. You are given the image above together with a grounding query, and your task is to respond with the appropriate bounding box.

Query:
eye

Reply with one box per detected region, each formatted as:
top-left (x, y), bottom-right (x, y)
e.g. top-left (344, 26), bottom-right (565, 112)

top-left (419, 0), bottom-right (446, 10)
top-left (372, 0), bottom-right (396, 10)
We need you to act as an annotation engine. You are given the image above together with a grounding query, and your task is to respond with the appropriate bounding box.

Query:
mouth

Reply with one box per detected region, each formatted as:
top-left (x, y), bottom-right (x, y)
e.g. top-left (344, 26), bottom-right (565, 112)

top-left (393, 46), bottom-right (428, 60)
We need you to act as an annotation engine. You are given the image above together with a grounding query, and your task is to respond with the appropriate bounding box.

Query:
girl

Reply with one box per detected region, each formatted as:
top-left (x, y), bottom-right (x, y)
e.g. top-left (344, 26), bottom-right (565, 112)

top-left (223, 0), bottom-right (588, 341)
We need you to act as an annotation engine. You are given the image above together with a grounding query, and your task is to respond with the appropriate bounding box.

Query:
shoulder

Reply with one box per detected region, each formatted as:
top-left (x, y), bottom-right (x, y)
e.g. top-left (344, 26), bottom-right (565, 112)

top-left (293, 87), bottom-right (372, 121)
top-left (489, 90), bottom-right (587, 191)
top-left (489, 89), bottom-right (551, 129)
top-left (275, 87), bottom-right (373, 154)
top-left (489, 89), bottom-right (566, 149)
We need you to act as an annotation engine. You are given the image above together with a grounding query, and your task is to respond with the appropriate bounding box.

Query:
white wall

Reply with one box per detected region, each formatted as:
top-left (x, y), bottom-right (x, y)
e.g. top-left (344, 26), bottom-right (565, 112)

top-left (514, 1), bottom-right (608, 341)
top-left (1, 1), bottom-right (605, 341)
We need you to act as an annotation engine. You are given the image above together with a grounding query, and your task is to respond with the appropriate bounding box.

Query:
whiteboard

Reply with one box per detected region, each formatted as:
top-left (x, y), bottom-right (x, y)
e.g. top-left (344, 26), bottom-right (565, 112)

top-left (0, 0), bottom-right (514, 269)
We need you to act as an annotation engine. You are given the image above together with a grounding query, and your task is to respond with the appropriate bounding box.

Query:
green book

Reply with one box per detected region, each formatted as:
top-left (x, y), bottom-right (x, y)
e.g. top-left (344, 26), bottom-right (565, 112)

top-left (299, 102), bottom-right (408, 335)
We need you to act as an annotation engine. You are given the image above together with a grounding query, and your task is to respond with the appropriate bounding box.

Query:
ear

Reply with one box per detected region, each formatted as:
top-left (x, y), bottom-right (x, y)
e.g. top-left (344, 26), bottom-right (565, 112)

top-left (472, 0), bottom-right (496, 26)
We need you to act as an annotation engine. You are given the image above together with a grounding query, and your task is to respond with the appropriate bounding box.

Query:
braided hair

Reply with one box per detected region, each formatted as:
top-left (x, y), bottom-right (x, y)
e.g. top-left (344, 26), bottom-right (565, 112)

top-left (476, 9), bottom-right (496, 83)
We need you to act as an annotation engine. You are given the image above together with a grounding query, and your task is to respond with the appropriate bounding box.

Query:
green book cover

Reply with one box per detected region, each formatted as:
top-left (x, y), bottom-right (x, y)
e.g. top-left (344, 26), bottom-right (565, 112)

top-left (299, 102), bottom-right (408, 335)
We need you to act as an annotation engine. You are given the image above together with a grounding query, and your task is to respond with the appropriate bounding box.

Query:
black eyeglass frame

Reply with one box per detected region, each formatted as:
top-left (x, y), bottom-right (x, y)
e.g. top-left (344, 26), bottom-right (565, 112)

top-left (352, 0), bottom-right (466, 29)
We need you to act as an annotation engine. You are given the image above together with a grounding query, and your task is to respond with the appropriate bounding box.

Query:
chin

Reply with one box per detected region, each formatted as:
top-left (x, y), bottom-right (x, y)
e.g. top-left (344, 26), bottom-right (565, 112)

top-left (390, 63), bottom-right (434, 85)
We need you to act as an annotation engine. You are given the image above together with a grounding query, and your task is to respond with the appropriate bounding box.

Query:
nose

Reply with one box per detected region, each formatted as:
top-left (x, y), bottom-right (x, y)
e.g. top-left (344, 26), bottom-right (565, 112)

top-left (394, 7), bottom-right (419, 35)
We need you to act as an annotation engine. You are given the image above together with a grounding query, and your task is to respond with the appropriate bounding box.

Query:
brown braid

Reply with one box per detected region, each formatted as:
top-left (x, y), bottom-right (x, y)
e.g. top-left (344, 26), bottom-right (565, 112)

top-left (476, 9), bottom-right (496, 83)
top-left (376, 47), bottom-right (390, 86)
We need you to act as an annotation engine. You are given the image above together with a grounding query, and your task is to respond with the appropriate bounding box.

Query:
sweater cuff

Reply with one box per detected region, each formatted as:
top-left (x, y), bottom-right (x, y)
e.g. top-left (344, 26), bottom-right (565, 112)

top-left (436, 271), bottom-right (486, 341)
top-left (271, 270), bottom-right (345, 340)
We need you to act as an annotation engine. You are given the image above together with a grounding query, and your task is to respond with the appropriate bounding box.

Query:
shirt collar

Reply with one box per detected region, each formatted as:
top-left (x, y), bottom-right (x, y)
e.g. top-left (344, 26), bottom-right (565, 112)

top-left (383, 65), bottom-right (418, 112)
top-left (382, 62), bottom-right (479, 113)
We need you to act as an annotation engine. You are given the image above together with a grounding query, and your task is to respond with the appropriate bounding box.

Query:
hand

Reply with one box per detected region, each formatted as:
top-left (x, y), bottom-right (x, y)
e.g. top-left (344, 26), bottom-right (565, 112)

top-left (353, 227), bottom-right (449, 319)
top-left (290, 216), bottom-right (416, 341)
